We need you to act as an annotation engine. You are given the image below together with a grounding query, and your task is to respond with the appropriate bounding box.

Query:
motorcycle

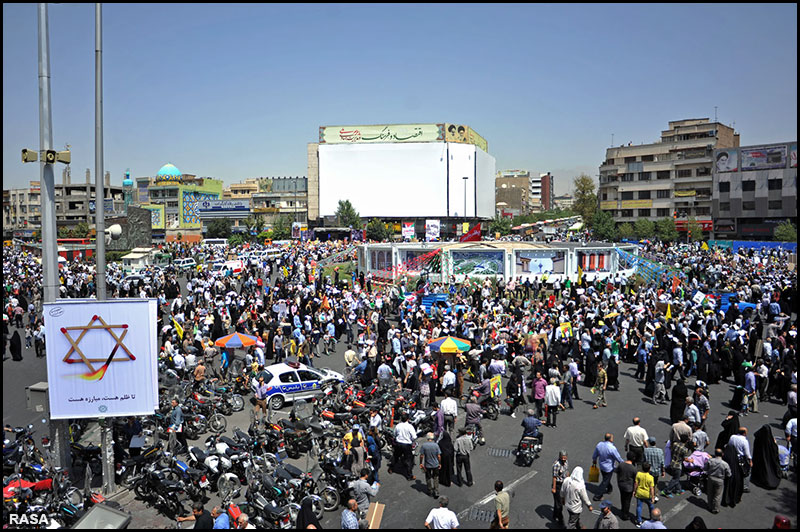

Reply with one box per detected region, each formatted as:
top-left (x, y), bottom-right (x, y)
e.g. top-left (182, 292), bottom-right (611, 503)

top-left (515, 435), bottom-right (542, 467)
top-left (132, 464), bottom-right (187, 516)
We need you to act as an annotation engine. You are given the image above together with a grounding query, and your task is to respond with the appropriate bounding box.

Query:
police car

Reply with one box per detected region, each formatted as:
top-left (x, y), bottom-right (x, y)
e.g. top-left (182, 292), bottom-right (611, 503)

top-left (258, 362), bottom-right (344, 410)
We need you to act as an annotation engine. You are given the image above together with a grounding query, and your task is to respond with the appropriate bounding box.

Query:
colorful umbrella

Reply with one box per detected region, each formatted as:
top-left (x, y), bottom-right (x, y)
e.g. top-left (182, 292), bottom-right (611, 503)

top-left (214, 332), bottom-right (258, 349)
top-left (428, 336), bottom-right (471, 353)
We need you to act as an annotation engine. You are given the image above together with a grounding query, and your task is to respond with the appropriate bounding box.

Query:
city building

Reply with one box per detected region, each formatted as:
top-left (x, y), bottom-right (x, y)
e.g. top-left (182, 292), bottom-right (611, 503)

top-left (223, 178), bottom-right (260, 200)
top-left (553, 194), bottom-right (575, 210)
top-left (251, 176), bottom-right (308, 227)
top-left (138, 163), bottom-right (223, 243)
top-left (4, 169), bottom-right (124, 238)
top-left (712, 141), bottom-right (797, 239)
top-left (308, 123), bottom-right (495, 239)
top-left (598, 118), bottom-right (739, 236)
top-left (495, 170), bottom-right (532, 217)
top-left (533, 172), bottom-right (554, 212)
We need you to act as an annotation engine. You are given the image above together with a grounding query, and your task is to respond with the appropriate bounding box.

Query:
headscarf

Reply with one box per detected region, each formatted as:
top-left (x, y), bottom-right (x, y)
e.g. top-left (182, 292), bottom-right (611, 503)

top-left (751, 424), bottom-right (781, 490)
top-left (295, 496), bottom-right (322, 529)
top-left (567, 466), bottom-right (585, 488)
top-left (721, 443), bottom-right (743, 508)
top-left (714, 412), bottom-right (740, 451)
top-left (670, 378), bottom-right (688, 423)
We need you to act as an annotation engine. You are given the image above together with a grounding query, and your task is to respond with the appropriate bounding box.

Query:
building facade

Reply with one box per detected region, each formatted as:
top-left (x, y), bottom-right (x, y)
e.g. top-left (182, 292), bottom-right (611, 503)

top-left (251, 176), bottom-right (309, 227)
top-left (598, 119), bottom-right (739, 235)
top-left (495, 170), bottom-right (532, 217)
top-left (4, 170), bottom-right (124, 236)
top-left (712, 141), bottom-right (797, 239)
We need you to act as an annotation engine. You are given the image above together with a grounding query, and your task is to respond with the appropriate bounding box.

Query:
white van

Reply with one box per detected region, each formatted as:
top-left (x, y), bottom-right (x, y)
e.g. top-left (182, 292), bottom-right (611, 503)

top-left (202, 238), bottom-right (229, 249)
top-left (174, 258), bottom-right (197, 270)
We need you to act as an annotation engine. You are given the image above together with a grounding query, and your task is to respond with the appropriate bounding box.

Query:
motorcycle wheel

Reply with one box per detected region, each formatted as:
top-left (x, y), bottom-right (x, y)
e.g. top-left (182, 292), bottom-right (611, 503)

top-left (217, 473), bottom-right (241, 500)
top-left (220, 403), bottom-right (233, 416)
top-left (120, 468), bottom-right (138, 489)
top-left (288, 502), bottom-right (301, 525)
top-left (308, 495), bottom-right (325, 521)
top-left (320, 485), bottom-right (340, 512)
top-left (133, 480), bottom-right (153, 500)
top-left (184, 425), bottom-right (198, 441)
top-left (488, 405), bottom-right (499, 421)
top-left (261, 453), bottom-right (279, 474)
top-left (65, 486), bottom-right (83, 506)
top-left (209, 414), bottom-right (227, 433)
top-left (231, 394), bottom-right (245, 412)
top-left (287, 445), bottom-right (301, 460)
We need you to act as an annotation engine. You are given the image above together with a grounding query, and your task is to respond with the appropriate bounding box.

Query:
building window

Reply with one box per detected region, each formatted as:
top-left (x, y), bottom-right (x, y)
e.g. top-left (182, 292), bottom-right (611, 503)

top-left (696, 167), bottom-right (711, 176)
top-left (638, 190), bottom-right (651, 200)
top-left (718, 182), bottom-right (730, 193)
top-left (657, 208), bottom-right (670, 217)
top-left (601, 193), bottom-right (607, 200)
top-left (657, 189), bottom-right (670, 199)
top-left (622, 174), bottom-right (634, 182)
top-left (621, 191), bottom-right (634, 200)
top-left (657, 170), bottom-right (670, 180)
top-left (624, 156), bottom-right (637, 163)
top-left (638, 209), bottom-right (651, 217)
top-left (768, 179), bottom-right (782, 190)
top-left (641, 155), bottom-right (654, 162)
top-left (695, 207), bottom-right (710, 215)
top-left (638, 172), bottom-right (651, 181)
top-left (742, 201), bottom-right (755, 211)
top-left (742, 181), bottom-right (755, 192)
top-left (768, 200), bottom-right (782, 210)
top-left (620, 209), bottom-right (633, 217)
top-left (719, 202), bottom-right (730, 211)
top-left (677, 169), bottom-right (692, 178)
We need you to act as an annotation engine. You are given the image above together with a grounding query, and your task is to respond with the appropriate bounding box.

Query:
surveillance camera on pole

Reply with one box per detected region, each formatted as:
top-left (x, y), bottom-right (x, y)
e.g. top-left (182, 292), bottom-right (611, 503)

top-left (22, 149), bottom-right (38, 163)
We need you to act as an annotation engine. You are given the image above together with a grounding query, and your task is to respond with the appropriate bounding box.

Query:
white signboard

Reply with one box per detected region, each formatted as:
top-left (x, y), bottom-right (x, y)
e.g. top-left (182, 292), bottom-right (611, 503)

top-left (692, 291), bottom-right (706, 305)
top-left (44, 300), bottom-right (159, 419)
top-left (426, 219), bottom-right (440, 242)
top-left (402, 222), bottom-right (415, 240)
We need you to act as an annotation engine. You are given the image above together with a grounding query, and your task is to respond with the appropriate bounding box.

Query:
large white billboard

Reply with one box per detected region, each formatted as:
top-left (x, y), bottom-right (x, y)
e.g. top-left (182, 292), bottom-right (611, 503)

top-left (476, 147), bottom-right (496, 218)
top-left (44, 299), bottom-right (159, 419)
top-left (319, 143), bottom-right (448, 218)
top-left (448, 143), bottom-right (477, 217)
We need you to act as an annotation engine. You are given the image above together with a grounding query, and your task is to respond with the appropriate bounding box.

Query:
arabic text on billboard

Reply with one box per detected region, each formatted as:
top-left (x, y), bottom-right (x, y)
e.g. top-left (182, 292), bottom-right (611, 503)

top-left (319, 124), bottom-right (444, 144)
top-left (452, 251), bottom-right (505, 276)
top-left (198, 199), bottom-right (249, 211)
top-left (444, 124), bottom-right (488, 152)
top-left (741, 145), bottom-right (787, 170)
top-left (426, 220), bottom-right (440, 242)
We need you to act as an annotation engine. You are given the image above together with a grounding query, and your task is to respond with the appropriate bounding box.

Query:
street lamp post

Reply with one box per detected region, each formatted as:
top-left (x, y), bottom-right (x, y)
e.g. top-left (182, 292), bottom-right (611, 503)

top-left (463, 176), bottom-right (469, 228)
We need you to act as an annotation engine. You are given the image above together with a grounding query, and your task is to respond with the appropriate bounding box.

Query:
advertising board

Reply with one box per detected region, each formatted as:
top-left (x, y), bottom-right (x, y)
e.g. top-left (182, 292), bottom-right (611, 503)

top-left (452, 250), bottom-right (504, 275)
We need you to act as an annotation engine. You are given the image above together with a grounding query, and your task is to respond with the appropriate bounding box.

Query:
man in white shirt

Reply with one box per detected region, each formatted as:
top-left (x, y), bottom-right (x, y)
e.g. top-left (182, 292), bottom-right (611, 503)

top-left (545, 378), bottom-right (562, 427)
top-left (425, 496), bottom-right (459, 529)
top-left (440, 392), bottom-right (459, 436)
top-left (441, 366), bottom-right (456, 395)
top-left (172, 351), bottom-right (186, 378)
top-left (392, 413), bottom-right (418, 481)
top-left (623, 417), bottom-right (649, 465)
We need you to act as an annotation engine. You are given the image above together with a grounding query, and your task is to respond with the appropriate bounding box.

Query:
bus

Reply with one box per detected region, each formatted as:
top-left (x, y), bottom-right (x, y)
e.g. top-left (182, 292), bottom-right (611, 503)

top-left (57, 238), bottom-right (93, 245)
top-left (201, 238), bottom-right (229, 249)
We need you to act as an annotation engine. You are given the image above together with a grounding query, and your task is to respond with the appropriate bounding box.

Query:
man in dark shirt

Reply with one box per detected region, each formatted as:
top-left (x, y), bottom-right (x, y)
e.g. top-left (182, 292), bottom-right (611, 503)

top-left (518, 409), bottom-right (543, 452)
top-left (617, 451), bottom-right (638, 522)
top-left (177, 502), bottom-right (214, 529)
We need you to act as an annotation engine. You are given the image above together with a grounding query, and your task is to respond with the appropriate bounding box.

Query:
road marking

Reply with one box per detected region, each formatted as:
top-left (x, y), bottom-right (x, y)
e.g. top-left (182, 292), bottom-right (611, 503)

top-left (662, 499), bottom-right (689, 523)
top-left (457, 469), bottom-right (538, 520)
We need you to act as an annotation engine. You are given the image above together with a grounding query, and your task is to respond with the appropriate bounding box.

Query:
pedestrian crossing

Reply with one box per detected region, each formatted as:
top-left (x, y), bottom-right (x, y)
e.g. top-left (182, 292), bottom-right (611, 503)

top-left (487, 447), bottom-right (514, 458)
top-left (467, 507), bottom-right (495, 522)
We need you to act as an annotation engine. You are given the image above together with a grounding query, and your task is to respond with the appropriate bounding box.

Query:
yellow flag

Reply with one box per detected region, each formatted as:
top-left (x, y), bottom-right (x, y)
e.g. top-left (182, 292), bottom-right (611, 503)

top-left (665, 304), bottom-right (672, 320)
top-left (577, 265), bottom-right (583, 285)
top-left (172, 318), bottom-right (184, 340)
top-left (701, 242), bottom-right (709, 251)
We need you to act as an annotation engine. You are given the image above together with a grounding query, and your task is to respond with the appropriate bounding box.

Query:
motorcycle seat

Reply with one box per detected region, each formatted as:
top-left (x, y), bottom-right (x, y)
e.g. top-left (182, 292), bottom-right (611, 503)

top-left (162, 480), bottom-right (182, 490)
top-left (186, 467), bottom-right (204, 477)
top-left (334, 466), bottom-right (352, 478)
top-left (219, 436), bottom-right (238, 447)
top-left (334, 413), bottom-right (351, 421)
top-left (275, 467), bottom-right (295, 481)
top-left (282, 463), bottom-right (303, 478)
top-left (189, 448), bottom-right (207, 462)
top-left (234, 429), bottom-right (250, 443)
top-left (223, 448), bottom-right (237, 457)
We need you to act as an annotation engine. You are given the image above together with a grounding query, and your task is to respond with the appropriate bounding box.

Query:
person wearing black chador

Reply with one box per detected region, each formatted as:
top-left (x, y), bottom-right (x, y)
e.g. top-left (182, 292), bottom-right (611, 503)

top-left (10, 331), bottom-right (23, 362)
top-left (751, 424), bottom-right (781, 490)
top-left (721, 443), bottom-right (744, 508)
top-left (715, 411), bottom-right (740, 451)
top-left (670, 378), bottom-right (688, 424)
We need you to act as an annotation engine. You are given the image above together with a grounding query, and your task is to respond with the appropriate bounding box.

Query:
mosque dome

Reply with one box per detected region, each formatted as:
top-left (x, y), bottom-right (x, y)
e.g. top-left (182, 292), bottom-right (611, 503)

top-left (155, 163), bottom-right (183, 183)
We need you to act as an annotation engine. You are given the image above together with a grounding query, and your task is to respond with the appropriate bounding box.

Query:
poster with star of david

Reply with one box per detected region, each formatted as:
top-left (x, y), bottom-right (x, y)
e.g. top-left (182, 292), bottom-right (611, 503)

top-left (43, 299), bottom-right (159, 419)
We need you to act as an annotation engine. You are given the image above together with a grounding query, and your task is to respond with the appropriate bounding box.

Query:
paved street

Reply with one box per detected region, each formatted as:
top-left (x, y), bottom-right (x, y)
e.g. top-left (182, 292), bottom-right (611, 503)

top-left (4, 309), bottom-right (797, 529)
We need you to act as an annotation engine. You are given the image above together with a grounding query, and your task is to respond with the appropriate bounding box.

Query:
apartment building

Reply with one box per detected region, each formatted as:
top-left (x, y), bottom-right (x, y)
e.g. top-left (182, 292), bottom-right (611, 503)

top-left (251, 176), bottom-right (308, 226)
top-left (495, 171), bottom-right (532, 216)
top-left (598, 119), bottom-right (739, 234)
top-left (713, 141), bottom-right (797, 239)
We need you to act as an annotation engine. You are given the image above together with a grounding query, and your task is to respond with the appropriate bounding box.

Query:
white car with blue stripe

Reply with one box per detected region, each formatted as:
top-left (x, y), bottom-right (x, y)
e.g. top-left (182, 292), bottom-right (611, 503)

top-left (260, 362), bottom-right (344, 410)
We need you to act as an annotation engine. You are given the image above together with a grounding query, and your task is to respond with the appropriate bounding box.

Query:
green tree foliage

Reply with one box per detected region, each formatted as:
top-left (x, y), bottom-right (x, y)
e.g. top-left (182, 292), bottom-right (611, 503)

top-left (634, 218), bottom-right (655, 240)
top-left (271, 216), bottom-right (292, 240)
top-left (365, 218), bottom-right (389, 241)
top-left (489, 215), bottom-right (513, 236)
top-left (256, 230), bottom-right (272, 243)
top-left (512, 208), bottom-right (577, 226)
top-left (74, 221), bottom-right (90, 238)
top-left (58, 226), bottom-right (72, 238)
top-left (687, 217), bottom-right (703, 242)
top-left (590, 210), bottom-right (617, 241)
top-left (227, 233), bottom-right (246, 247)
top-left (572, 174), bottom-right (597, 224)
top-left (774, 221), bottom-right (797, 242)
top-left (335, 200), bottom-right (362, 229)
top-left (618, 223), bottom-right (634, 240)
top-left (244, 215), bottom-right (266, 236)
top-left (656, 218), bottom-right (679, 243)
top-left (207, 219), bottom-right (232, 239)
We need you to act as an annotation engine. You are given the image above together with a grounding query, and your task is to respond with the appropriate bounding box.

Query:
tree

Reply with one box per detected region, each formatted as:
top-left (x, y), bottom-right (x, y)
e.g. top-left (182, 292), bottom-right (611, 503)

top-left (687, 217), bottom-right (703, 242)
top-left (590, 210), bottom-right (617, 241)
top-left (335, 200), bottom-right (362, 229)
top-left (489, 215), bottom-right (513, 236)
top-left (634, 218), bottom-right (655, 240)
top-left (365, 218), bottom-right (389, 241)
top-left (74, 221), bottom-right (90, 238)
top-left (656, 218), bottom-right (679, 243)
top-left (244, 215), bottom-right (266, 237)
top-left (58, 226), bottom-right (72, 238)
top-left (572, 174), bottom-right (597, 224)
top-left (774, 221), bottom-right (797, 242)
top-left (228, 233), bottom-right (246, 247)
top-left (207, 219), bottom-right (232, 239)
top-left (271, 216), bottom-right (292, 240)
top-left (618, 223), bottom-right (634, 240)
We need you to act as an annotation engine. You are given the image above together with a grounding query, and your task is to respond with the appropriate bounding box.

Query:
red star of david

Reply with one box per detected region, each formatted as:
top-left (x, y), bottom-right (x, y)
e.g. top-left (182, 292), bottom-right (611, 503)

top-left (61, 315), bottom-right (136, 374)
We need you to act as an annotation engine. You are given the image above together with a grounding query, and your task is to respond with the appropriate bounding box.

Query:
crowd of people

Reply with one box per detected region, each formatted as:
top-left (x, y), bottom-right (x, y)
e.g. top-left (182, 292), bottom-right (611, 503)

top-left (3, 238), bottom-right (797, 529)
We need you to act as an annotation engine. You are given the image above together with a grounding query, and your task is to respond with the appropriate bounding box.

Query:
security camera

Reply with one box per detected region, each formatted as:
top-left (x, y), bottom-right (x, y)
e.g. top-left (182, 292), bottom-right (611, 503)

top-left (44, 150), bottom-right (57, 164)
top-left (56, 151), bottom-right (71, 164)
top-left (22, 149), bottom-right (38, 163)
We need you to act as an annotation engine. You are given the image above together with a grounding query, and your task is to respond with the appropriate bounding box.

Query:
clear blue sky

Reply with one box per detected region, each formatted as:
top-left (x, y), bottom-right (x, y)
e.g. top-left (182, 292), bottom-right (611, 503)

top-left (3, 3), bottom-right (797, 195)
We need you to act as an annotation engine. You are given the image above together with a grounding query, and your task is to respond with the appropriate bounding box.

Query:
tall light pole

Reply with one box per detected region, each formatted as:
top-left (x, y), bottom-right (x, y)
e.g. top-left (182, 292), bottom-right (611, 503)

top-left (463, 176), bottom-right (469, 222)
